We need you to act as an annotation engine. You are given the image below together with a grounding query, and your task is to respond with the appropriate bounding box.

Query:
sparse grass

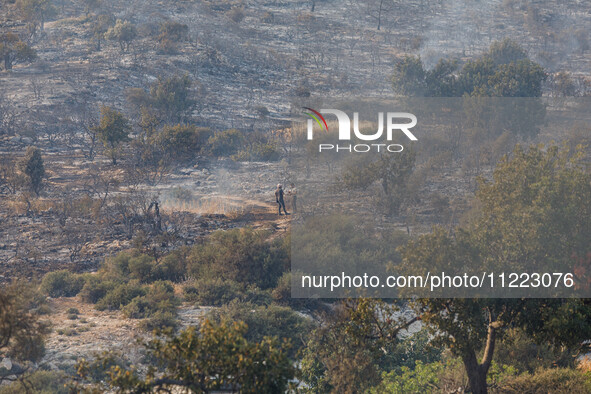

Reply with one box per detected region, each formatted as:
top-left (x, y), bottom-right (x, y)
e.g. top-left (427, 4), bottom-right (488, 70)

top-left (37, 304), bottom-right (52, 315)
top-left (161, 195), bottom-right (246, 217)
top-left (53, 15), bottom-right (91, 27)
top-left (57, 328), bottom-right (78, 336)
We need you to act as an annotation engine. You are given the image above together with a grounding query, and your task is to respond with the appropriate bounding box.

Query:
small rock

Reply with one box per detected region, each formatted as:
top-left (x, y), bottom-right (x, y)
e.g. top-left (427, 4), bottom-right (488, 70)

top-left (1, 358), bottom-right (12, 371)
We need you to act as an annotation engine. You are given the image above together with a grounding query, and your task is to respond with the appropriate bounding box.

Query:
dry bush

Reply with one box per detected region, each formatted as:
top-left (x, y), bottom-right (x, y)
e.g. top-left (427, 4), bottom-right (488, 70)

top-left (226, 7), bottom-right (245, 24)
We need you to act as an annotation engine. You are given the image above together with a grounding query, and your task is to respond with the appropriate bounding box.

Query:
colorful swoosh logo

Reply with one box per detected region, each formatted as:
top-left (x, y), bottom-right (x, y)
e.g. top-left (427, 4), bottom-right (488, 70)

top-left (303, 107), bottom-right (328, 131)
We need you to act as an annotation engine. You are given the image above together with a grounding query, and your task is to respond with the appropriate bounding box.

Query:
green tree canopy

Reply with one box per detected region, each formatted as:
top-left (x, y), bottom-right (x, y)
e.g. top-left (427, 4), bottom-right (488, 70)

top-left (126, 75), bottom-right (196, 123)
top-left (0, 32), bottom-right (36, 70)
top-left (0, 283), bottom-right (47, 382)
top-left (105, 19), bottom-right (137, 52)
top-left (92, 14), bottom-right (114, 51)
top-left (93, 106), bottom-right (131, 165)
top-left (77, 320), bottom-right (295, 393)
top-left (16, 0), bottom-right (56, 30)
top-left (398, 144), bottom-right (591, 394)
top-left (392, 39), bottom-right (547, 98)
top-left (300, 299), bottom-right (439, 393)
top-left (19, 146), bottom-right (45, 196)
top-left (341, 148), bottom-right (416, 215)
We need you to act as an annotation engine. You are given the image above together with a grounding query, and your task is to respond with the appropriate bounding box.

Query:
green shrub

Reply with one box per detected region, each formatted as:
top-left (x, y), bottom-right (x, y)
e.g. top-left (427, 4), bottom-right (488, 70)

top-left (82, 351), bottom-right (128, 383)
top-left (187, 228), bottom-right (289, 289)
top-left (152, 249), bottom-right (188, 282)
top-left (370, 360), bottom-right (449, 394)
top-left (0, 370), bottom-right (68, 394)
top-left (495, 328), bottom-right (578, 373)
top-left (242, 286), bottom-right (272, 306)
top-left (101, 251), bottom-right (135, 279)
top-left (233, 142), bottom-right (280, 162)
top-left (128, 254), bottom-right (156, 282)
top-left (500, 368), bottom-right (591, 393)
top-left (66, 307), bottom-right (79, 314)
top-left (271, 271), bottom-right (291, 304)
top-left (95, 282), bottom-right (146, 311)
top-left (122, 296), bottom-right (151, 319)
top-left (140, 311), bottom-right (179, 332)
top-left (153, 124), bottom-right (211, 162)
top-left (208, 302), bottom-right (313, 357)
top-left (122, 281), bottom-right (179, 318)
top-left (36, 304), bottom-right (52, 315)
top-left (40, 270), bottom-right (85, 297)
top-left (80, 276), bottom-right (117, 303)
top-left (207, 129), bottom-right (244, 157)
top-left (158, 20), bottom-right (188, 42)
top-left (272, 272), bottom-right (319, 310)
top-left (183, 278), bottom-right (243, 306)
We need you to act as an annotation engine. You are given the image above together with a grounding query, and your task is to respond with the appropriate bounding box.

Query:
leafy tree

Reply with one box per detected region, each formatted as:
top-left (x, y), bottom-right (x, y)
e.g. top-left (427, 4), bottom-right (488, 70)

top-left (158, 20), bottom-right (188, 42)
top-left (392, 56), bottom-right (427, 96)
top-left (40, 270), bottom-right (85, 297)
top-left (457, 56), bottom-right (496, 96)
top-left (398, 144), bottom-right (591, 394)
top-left (93, 106), bottom-right (131, 165)
top-left (105, 19), bottom-right (137, 52)
top-left (16, 0), bottom-right (56, 30)
top-left (553, 71), bottom-right (577, 97)
top-left (300, 299), bottom-right (434, 394)
top-left (487, 59), bottom-right (546, 97)
top-left (0, 370), bottom-right (68, 394)
top-left (341, 149), bottom-right (416, 215)
top-left (187, 227), bottom-right (289, 289)
top-left (0, 32), bottom-right (36, 70)
top-left (154, 124), bottom-right (207, 161)
top-left (132, 122), bottom-right (210, 181)
top-left (149, 74), bottom-right (195, 122)
top-left (0, 283), bottom-right (47, 384)
top-left (392, 57), bottom-right (458, 96)
top-left (424, 58), bottom-right (458, 96)
top-left (207, 129), bottom-right (244, 157)
top-left (92, 14), bottom-right (114, 51)
top-left (77, 320), bottom-right (295, 393)
top-left (19, 146), bottom-right (44, 195)
top-left (127, 75), bottom-right (196, 123)
top-left (208, 302), bottom-right (314, 358)
top-left (156, 20), bottom-right (189, 54)
top-left (487, 38), bottom-right (528, 65)
top-left (232, 141), bottom-right (280, 162)
top-left (393, 40), bottom-right (546, 99)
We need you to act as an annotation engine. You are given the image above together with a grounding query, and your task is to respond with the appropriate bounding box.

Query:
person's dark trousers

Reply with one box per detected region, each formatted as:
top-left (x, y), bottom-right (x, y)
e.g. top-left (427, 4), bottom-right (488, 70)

top-left (278, 199), bottom-right (288, 215)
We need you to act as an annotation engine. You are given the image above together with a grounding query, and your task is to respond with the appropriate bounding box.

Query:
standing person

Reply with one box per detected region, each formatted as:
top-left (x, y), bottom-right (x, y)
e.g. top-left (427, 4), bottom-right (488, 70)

top-left (275, 184), bottom-right (289, 215)
top-left (288, 183), bottom-right (297, 214)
